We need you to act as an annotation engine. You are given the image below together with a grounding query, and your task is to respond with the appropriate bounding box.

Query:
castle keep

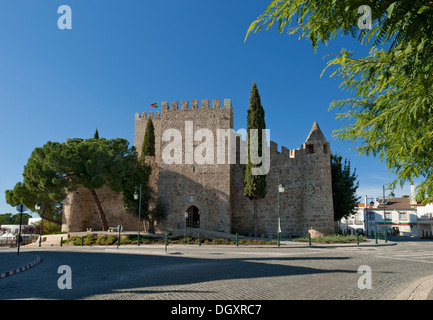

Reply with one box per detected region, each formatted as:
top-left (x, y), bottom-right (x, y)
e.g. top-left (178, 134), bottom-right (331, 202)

top-left (134, 99), bottom-right (334, 237)
top-left (63, 99), bottom-right (335, 238)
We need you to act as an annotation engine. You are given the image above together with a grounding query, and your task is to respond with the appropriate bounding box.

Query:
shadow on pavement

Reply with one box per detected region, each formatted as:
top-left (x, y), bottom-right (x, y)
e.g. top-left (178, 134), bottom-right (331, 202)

top-left (0, 250), bottom-right (355, 300)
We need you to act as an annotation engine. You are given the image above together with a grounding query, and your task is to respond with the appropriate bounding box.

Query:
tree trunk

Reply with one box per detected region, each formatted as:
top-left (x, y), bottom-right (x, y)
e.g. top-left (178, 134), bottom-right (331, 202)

top-left (90, 188), bottom-right (109, 231)
top-left (42, 216), bottom-right (62, 225)
top-left (253, 198), bottom-right (258, 237)
top-left (148, 219), bottom-right (155, 234)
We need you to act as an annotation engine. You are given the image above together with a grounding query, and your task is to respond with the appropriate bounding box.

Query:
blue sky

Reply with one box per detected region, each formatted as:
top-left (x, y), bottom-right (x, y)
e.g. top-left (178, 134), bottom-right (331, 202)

top-left (0, 0), bottom-right (414, 216)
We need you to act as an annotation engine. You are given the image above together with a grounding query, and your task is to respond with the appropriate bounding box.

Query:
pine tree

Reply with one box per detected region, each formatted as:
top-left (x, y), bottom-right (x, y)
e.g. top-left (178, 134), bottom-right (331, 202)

top-left (94, 128), bottom-right (99, 139)
top-left (9, 138), bottom-right (144, 231)
top-left (141, 118), bottom-right (155, 161)
top-left (244, 82), bottom-right (267, 237)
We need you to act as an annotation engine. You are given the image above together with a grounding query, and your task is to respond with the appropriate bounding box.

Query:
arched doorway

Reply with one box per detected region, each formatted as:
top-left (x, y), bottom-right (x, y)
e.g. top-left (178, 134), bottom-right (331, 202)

top-left (186, 206), bottom-right (200, 228)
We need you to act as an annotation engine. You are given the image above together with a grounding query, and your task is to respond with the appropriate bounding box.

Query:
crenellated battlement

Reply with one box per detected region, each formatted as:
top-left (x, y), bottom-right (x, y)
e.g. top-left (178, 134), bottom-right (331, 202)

top-left (65, 96), bottom-right (334, 238)
top-left (135, 99), bottom-right (233, 121)
top-left (268, 140), bottom-right (325, 162)
top-left (135, 111), bottom-right (161, 120)
top-left (268, 141), bottom-right (301, 161)
top-left (135, 99), bottom-right (329, 166)
top-left (161, 99), bottom-right (232, 111)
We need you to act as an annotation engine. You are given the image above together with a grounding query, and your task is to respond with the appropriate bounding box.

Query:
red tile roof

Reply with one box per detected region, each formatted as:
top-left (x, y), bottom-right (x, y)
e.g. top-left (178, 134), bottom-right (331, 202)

top-left (357, 197), bottom-right (424, 210)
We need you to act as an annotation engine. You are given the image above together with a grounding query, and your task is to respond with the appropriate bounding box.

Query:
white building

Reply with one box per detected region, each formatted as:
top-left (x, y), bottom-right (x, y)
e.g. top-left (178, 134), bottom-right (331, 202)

top-left (0, 224), bottom-right (35, 235)
top-left (28, 217), bottom-right (42, 226)
top-left (341, 183), bottom-right (433, 237)
top-left (0, 224), bottom-right (22, 235)
top-left (413, 203), bottom-right (433, 237)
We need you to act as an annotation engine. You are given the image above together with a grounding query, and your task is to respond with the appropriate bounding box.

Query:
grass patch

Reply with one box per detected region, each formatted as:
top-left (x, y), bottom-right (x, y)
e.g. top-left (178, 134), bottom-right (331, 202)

top-left (294, 234), bottom-right (367, 243)
top-left (60, 235), bottom-right (279, 246)
top-left (421, 235), bottom-right (433, 240)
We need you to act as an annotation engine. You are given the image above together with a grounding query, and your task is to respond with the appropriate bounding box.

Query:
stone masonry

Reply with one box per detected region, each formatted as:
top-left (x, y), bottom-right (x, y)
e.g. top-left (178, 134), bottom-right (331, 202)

top-left (133, 99), bottom-right (334, 238)
top-left (62, 99), bottom-right (334, 238)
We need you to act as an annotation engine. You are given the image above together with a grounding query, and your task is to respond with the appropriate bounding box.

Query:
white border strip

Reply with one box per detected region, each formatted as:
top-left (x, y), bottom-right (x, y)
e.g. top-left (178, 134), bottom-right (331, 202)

top-left (0, 255), bottom-right (42, 279)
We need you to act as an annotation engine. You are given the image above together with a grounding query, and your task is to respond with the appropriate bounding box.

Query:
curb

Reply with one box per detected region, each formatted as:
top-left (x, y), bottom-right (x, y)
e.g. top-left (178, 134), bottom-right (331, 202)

top-left (0, 255), bottom-right (42, 279)
top-left (408, 276), bottom-right (433, 300)
top-left (394, 274), bottom-right (433, 300)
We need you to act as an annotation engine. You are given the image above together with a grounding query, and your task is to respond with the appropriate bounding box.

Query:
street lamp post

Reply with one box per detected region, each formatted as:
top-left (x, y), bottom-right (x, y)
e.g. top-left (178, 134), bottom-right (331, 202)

top-left (383, 185), bottom-right (386, 241)
top-left (185, 211), bottom-right (188, 245)
top-left (277, 175), bottom-right (284, 247)
top-left (133, 184), bottom-right (142, 246)
top-left (35, 199), bottom-right (45, 247)
top-left (379, 185), bottom-right (391, 241)
top-left (383, 185), bottom-right (389, 242)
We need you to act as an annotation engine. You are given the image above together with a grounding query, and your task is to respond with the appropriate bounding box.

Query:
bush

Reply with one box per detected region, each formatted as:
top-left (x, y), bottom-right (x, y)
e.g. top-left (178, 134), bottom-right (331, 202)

top-left (61, 234), bottom-right (281, 246)
top-left (120, 235), bottom-right (133, 244)
top-left (294, 234), bottom-right (367, 243)
top-left (96, 236), bottom-right (107, 245)
top-left (83, 234), bottom-right (96, 245)
top-left (211, 238), bottom-right (230, 245)
top-left (62, 236), bottom-right (77, 245)
top-left (73, 237), bottom-right (82, 246)
top-left (105, 235), bottom-right (118, 245)
top-left (421, 235), bottom-right (433, 240)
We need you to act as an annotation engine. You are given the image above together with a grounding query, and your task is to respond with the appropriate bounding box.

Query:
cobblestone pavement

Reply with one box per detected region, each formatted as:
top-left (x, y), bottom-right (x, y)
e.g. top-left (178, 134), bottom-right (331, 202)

top-left (1, 239), bottom-right (432, 300)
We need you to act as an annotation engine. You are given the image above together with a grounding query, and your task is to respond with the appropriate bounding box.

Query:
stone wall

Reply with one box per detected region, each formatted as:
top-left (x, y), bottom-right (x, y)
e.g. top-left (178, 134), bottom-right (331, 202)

top-left (231, 123), bottom-right (334, 238)
top-left (63, 99), bottom-right (334, 238)
top-left (135, 99), bottom-right (234, 234)
top-left (62, 185), bottom-right (140, 232)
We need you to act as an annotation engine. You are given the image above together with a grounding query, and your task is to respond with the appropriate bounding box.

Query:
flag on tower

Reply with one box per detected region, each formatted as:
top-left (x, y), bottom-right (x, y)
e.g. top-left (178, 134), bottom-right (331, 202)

top-left (150, 102), bottom-right (158, 108)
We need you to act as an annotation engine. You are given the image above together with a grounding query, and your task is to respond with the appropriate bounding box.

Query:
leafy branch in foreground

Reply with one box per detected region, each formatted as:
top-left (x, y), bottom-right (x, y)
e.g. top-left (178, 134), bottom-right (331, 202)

top-left (246, 1), bottom-right (433, 202)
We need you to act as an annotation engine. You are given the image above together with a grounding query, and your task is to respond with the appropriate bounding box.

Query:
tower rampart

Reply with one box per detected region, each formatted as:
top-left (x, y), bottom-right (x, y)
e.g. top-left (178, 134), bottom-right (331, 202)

top-left (230, 122), bottom-right (334, 237)
top-left (62, 98), bottom-right (334, 237)
top-left (135, 99), bottom-right (235, 234)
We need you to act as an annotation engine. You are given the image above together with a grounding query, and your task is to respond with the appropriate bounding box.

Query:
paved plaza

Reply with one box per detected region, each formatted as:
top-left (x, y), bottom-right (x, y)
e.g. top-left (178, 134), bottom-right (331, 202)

top-left (1, 237), bottom-right (433, 301)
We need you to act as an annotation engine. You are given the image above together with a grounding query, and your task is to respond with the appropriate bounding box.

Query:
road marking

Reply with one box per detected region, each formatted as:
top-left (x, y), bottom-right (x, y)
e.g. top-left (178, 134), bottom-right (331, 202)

top-left (374, 255), bottom-right (433, 264)
top-left (393, 252), bottom-right (433, 257)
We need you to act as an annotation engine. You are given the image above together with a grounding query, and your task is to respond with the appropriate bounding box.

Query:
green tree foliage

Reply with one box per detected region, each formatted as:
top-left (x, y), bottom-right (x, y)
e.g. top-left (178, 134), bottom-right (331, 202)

top-left (141, 118), bottom-right (156, 159)
top-left (6, 190), bottom-right (63, 226)
top-left (94, 128), bottom-right (99, 139)
top-left (0, 213), bottom-right (32, 225)
top-left (147, 198), bottom-right (167, 234)
top-left (30, 219), bottom-right (61, 235)
top-left (246, 1), bottom-right (433, 202)
top-left (6, 138), bottom-right (145, 231)
top-left (331, 154), bottom-right (360, 221)
top-left (244, 82), bottom-right (267, 236)
top-left (122, 164), bottom-right (167, 234)
top-left (6, 147), bottom-right (65, 225)
top-left (0, 213), bottom-right (13, 225)
top-left (62, 138), bottom-right (137, 230)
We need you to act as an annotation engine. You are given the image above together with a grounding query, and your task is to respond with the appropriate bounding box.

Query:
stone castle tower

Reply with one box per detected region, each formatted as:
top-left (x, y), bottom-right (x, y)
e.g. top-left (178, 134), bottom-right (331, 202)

top-left (62, 98), bottom-right (334, 237)
top-left (133, 99), bottom-right (334, 237)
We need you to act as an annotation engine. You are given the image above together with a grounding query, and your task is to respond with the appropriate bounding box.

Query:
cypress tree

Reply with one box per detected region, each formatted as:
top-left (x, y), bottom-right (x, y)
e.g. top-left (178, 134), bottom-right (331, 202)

top-left (94, 128), bottom-right (99, 139)
top-left (141, 118), bottom-right (155, 161)
top-left (244, 82), bottom-right (267, 237)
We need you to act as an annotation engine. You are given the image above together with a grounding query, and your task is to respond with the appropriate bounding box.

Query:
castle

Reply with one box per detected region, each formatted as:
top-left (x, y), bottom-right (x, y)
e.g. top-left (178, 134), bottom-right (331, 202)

top-left (62, 99), bottom-right (335, 238)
